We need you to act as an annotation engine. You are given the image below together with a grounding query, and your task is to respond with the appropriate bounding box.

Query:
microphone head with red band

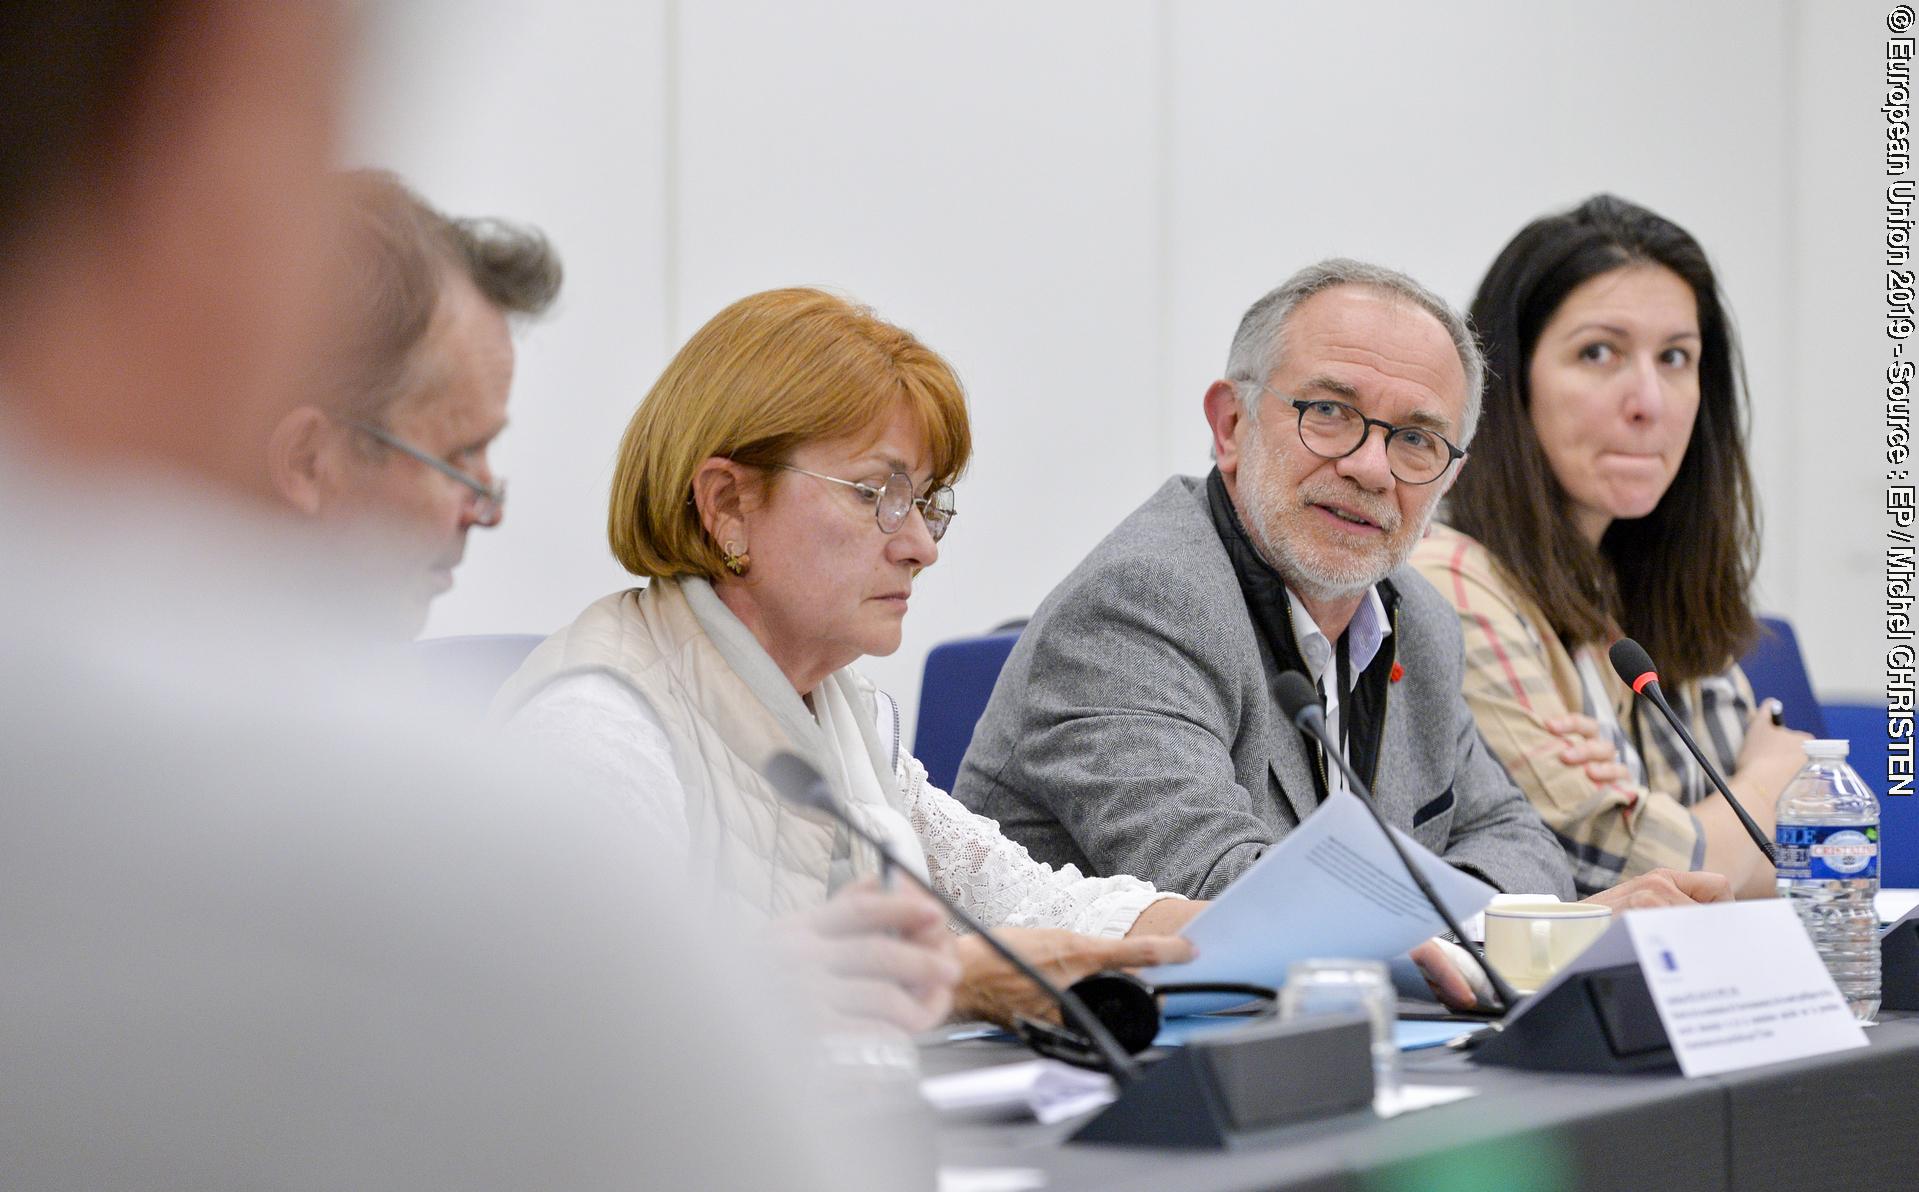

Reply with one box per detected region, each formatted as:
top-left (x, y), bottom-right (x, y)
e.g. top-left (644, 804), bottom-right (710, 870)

top-left (1605, 635), bottom-right (1781, 867)
top-left (1607, 638), bottom-right (1661, 695)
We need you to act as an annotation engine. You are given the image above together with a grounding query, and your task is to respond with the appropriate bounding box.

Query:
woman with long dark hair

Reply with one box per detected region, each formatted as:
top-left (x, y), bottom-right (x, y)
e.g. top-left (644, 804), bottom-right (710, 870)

top-left (1413, 195), bottom-right (1809, 899)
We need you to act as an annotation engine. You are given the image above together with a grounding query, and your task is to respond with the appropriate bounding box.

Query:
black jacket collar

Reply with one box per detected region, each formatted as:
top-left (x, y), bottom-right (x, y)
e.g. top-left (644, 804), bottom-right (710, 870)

top-left (1203, 468), bottom-right (1400, 803)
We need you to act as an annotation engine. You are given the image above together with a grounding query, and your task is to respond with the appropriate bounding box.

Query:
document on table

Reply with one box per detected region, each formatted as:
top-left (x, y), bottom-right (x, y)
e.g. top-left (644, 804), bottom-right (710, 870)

top-left (921, 1059), bottom-right (1116, 1124)
top-left (1374, 1083), bottom-right (1477, 1119)
top-left (1877, 887), bottom-right (1919, 925)
top-left (1140, 788), bottom-right (1498, 1012)
top-left (938, 1169), bottom-right (1046, 1192)
top-left (1150, 1014), bottom-right (1479, 1052)
top-left (945, 1015), bottom-right (1481, 1052)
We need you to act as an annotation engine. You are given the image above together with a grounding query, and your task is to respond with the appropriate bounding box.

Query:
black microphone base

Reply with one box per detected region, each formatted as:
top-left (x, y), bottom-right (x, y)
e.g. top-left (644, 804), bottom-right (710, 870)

top-left (1882, 916), bottom-right (1919, 1011)
top-left (1473, 964), bottom-right (1676, 1075)
top-left (1071, 1013), bottom-right (1374, 1149)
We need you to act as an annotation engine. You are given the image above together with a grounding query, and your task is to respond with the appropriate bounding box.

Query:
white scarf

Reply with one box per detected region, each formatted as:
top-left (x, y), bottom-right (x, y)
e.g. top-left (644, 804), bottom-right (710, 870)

top-left (809, 679), bottom-right (930, 884)
top-left (680, 577), bottom-right (928, 890)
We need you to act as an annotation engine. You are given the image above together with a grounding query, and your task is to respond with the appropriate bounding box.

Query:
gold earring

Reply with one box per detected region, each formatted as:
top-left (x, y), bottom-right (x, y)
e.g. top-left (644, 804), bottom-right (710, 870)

top-left (721, 540), bottom-right (750, 576)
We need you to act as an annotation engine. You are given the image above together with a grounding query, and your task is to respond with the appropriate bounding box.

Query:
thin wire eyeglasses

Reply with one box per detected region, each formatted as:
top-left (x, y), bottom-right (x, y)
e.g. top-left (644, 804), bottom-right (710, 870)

top-left (347, 419), bottom-right (507, 526)
top-left (774, 465), bottom-right (956, 542)
top-left (1253, 383), bottom-right (1467, 485)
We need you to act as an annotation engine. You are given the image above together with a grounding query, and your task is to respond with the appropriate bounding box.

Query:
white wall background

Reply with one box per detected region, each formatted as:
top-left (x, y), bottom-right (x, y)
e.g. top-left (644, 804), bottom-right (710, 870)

top-left (352, 0), bottom-right (1893, 735)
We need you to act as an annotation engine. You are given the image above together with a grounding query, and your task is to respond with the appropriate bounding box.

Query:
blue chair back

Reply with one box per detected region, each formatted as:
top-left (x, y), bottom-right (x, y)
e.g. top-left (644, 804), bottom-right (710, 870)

top-left (412, 633), bottom-right (545, 722)
top-left (914, 629), bottom-right (1022, 794)
top-left (1738, 622), bottom-right (1909, 887)
top-left (1738, 616), bottom-right (1828, 738)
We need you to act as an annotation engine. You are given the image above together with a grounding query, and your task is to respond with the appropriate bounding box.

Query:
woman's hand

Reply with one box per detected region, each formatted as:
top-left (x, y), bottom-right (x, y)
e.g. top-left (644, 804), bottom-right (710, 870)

top-left (1544, 713), bottom-right (1628, 787)
top-left (1583, 867), bottom-right (1734, 912)
top-left (952, 927), bottom-right (1197, 1027)
top-left (770, 879), bottom-right (962, 1034)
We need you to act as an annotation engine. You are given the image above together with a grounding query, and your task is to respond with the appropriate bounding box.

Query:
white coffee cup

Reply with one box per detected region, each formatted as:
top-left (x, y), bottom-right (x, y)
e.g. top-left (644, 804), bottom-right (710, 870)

top-left (1482, 901), bottom-right (1613, 992)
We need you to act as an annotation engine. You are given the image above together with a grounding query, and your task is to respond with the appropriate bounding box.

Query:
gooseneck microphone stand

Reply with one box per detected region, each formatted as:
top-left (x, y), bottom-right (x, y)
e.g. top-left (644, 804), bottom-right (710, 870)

top-left (1274, 671), bottom-right (1523, 1014)
top-left (764, 751), bottom-right (1141, 1083)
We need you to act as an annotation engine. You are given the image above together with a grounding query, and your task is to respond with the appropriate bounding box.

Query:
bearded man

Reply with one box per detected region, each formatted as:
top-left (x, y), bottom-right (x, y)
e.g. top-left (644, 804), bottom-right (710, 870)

top-left (953, 260), bottom-right (1727, 1007)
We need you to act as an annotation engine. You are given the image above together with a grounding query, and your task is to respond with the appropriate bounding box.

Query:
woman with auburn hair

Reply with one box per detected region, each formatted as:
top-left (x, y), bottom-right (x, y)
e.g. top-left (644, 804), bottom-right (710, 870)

top-left (1412, 195), bottom-right (1810, 900)
top-left (497, 287), bottom-right (1200, 1027)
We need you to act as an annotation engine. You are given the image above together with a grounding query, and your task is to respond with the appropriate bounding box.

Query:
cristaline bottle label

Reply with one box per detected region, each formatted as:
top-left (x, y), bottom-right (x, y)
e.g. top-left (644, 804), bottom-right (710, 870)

top-left (1775, 824), bottom-right (1880, 882)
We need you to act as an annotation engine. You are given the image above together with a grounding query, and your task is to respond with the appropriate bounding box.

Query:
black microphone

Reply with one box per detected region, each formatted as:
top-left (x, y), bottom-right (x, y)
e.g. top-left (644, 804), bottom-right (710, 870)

top-left (1273, 671), bottom-right (1523, 1014)
top-left (1607, 638), bottom-right (1778, 866)
top-left (763, 751), bottom-right (1141, 1084)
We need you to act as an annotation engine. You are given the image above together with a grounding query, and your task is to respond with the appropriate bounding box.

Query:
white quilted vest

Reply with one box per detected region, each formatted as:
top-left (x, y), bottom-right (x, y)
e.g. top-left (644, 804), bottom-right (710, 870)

top-left (491, 577), bottom-right (905, 921)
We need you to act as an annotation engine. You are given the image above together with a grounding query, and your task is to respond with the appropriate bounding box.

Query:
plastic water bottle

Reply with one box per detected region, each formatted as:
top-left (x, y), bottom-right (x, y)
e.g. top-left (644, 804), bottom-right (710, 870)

top-left (1774, 740), bottom-right (1881, 1021)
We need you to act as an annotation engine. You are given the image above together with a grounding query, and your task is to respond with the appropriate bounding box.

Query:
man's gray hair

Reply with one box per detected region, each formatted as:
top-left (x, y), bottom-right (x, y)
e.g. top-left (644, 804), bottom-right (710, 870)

top-left (323, 170), bottom-right (562, 426)
top-left (1224, 258), bottom-right (1484, 446)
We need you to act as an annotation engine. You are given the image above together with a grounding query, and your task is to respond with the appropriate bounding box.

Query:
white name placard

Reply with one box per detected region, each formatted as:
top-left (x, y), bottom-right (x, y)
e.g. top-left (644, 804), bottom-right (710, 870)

top-left (1622, 900), bottom-right (1868, 1077)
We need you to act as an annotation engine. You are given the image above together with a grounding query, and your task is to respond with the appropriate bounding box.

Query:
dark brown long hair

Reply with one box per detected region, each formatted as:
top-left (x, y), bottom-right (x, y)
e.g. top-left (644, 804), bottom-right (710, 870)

top-left (1448, 195), bottom-right (1759, 688)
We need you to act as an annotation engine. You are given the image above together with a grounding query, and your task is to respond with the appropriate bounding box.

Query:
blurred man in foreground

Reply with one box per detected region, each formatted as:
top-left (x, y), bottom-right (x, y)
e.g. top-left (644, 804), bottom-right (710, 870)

top-left (0, 3), bottom-right (878, 1187)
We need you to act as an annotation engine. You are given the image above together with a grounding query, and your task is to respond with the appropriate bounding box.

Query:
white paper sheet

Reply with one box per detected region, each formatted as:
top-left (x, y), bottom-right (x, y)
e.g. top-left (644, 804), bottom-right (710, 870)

top-left (937, 1169), bottom-right (1046, 1192)
top-left (920, 1059), bottom-right (1117, 1124)
top-left (1374, 1083), bottom-right (1476, 1118)
top-left (1624, 901), bottom-right (1868, 1077)
top-left (1139, 789), bottom-right (1498, 1011)
top-left (1877, 887), bottom-right (1919, 924)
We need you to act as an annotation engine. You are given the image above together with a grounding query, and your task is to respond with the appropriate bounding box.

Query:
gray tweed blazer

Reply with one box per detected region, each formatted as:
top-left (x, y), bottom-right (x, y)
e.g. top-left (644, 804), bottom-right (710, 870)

top-left (953, 475), bottom-right (1575, 901)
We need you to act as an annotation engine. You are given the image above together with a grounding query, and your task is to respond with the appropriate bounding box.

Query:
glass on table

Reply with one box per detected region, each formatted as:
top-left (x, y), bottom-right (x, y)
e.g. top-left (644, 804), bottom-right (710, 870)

top-left (1278, 957), bottom-right (1398, 1102)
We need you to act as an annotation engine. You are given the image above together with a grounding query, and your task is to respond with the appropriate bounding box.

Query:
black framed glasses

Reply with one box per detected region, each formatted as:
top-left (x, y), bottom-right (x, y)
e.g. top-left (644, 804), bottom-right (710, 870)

top-left (775, 465), bottom-right (956, 542)
top-left (347, 419), bottom-right (506, 526)
top-left (1257, 384), bottom-right (1466, 485)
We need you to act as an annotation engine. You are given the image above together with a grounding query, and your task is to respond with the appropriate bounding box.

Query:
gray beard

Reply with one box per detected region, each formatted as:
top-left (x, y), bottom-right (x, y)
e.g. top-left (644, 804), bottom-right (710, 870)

top-left (1251, 507), bottom-right (1389, 603)
top-left (1235, 427), bottom-right (1432, 602)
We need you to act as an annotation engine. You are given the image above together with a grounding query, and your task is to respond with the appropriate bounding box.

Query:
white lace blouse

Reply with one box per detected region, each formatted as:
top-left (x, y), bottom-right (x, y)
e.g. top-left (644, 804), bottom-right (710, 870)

top-left (509, 671), bottom-right (1181, 938)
